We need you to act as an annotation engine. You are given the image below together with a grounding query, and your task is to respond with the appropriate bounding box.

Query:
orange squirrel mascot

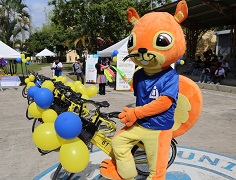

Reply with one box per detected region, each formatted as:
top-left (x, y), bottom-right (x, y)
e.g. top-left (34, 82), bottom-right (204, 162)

top-left (100, 1), bottom-right (202, 179)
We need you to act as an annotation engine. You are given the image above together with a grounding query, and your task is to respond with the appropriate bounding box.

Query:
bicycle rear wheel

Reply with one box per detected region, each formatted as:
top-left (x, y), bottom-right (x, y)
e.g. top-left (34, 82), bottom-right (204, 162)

top-left (132, 139), bottom-right (177, 176)
top-left (52, 163), bottom-right (75, 180)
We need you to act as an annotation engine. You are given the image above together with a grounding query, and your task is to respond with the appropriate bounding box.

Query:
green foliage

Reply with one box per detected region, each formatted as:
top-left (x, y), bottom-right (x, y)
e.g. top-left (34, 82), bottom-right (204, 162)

top-left (0, 0), bottom-right (31, 48)
top-left (24, 24), bottom-right (69, 56)
top-left (26, 0), bottom-right (171, 56)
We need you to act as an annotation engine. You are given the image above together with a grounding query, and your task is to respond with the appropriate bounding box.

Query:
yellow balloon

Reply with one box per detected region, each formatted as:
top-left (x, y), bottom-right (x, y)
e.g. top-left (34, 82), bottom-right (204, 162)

top-left (22, 58), bottom-right (27, 64)
top-left (59, 138), bottom-right (90, 173)
top-left (112, 56), bottom-right (117, 63)
top-left (26, 57), bottom-right (30, 61)
top-left (28, 102), bottom-right (44, 118)
top-left (65, 82), bottom-right (74, 87)
top-left (32, 123), bottom-right (62, 150)
top-left (41, 80), bottom-right (55, 91)
top-left (86, 85), bottom-right (98, 97)
top-left (29, 74), bottom-right (35, 81)
top-left (52, 76), bottom-right (58, 80)
top-left (27, 82), bottom-right (35, 88)
top-left (75, 84), bottom-right (86, 94)
top-left (56, 76), bottom-right (64, 82)
top-left (180, 60), bottom-right (185, 65)
top-left (20, 54), bottom-right (25, 59)
top-left (74, 81), bottom-right (81, 86)
top-left (61, 76), bottom-right (67, 83)
top-left (42, 109), bottom-right (58, 123)
top-left (70, 85), bottom-right (76, 92)
top-left (24, 78), bottom-right (30, 84)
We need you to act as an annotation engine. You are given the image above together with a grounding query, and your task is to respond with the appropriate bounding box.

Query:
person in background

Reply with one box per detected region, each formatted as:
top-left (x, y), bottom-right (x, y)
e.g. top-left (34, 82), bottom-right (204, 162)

top-left (51, 57), bottom-right (63, 76)
top-left (210, 65), bottom-right (225, 85)
top-left (198, 64), bottom-right (211, 83)
top-left (221, 60), bottom-right (230, 77)
top-left (218, 55), bottom-right (224, 64)
top-left (95, 61), bottom-right (107, 95)
top-left (50, 60), bottom-right (55, 77)
top-left (74, 58), bottom-right (84, 84)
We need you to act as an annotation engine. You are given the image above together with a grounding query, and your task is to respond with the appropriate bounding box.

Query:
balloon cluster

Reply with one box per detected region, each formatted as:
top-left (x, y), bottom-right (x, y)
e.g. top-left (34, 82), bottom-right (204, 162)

top-left (24, 74), bottom-right (36, 88)
top-left (26, 76), bottom-right (99, 173)
top-left (176, 59), bottom-right (185, 65)
top-left (111, 50), bottom-right (118, 63)
top-left (16, 54), bottom-right (31, 65)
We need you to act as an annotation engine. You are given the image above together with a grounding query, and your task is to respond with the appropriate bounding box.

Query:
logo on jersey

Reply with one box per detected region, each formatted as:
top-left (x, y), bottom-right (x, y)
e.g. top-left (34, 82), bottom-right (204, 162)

top-left (149, 86), bottom-right (159, 99)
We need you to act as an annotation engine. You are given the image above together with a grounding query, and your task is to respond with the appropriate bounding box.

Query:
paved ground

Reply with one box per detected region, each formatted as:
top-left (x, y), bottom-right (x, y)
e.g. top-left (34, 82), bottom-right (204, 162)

top-left (0, 66), bottom-right (236, 180)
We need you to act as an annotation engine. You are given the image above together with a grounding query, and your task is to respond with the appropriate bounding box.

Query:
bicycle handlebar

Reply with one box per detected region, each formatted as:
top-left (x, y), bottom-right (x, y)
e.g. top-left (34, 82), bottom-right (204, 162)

top-left (54, 81), bottom-right (110, 109)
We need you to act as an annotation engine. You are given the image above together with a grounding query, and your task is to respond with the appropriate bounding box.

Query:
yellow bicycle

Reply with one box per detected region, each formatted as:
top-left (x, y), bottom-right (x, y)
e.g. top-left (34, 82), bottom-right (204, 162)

top-left (51, 97), bottom-right (177, 180)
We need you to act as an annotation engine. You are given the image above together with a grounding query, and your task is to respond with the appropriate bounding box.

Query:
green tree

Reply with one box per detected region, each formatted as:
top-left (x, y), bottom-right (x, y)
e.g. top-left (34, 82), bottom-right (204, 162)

top-left (0, 0), bottom-right (31, 48)
top-left (25, 24), bottom-right (69, 57)
top-left (48, 0), bottom-right (171, 55)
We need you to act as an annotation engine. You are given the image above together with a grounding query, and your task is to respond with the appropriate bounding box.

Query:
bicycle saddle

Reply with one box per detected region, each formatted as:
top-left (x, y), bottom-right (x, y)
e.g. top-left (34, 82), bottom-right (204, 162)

top-left (96, 101), bottom-right (110, 108)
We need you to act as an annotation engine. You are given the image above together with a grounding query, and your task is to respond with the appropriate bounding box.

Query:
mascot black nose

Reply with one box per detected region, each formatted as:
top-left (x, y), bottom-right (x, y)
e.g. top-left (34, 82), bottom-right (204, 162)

top-left (138, 48), bottom-right (147, 54)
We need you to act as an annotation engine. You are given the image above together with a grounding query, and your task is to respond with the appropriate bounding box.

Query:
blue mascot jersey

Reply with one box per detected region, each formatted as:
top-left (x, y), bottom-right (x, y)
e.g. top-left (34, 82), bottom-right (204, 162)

top-left (133, 67), bottom-right (179, 130)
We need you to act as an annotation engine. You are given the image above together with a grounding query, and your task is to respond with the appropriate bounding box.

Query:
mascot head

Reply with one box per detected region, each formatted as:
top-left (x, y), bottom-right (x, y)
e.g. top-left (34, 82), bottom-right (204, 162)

top-left (125, 0), bottom-right (188, 74)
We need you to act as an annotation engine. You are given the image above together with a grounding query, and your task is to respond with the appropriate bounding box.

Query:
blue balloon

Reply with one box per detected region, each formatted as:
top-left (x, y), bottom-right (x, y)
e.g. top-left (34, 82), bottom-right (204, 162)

top-left (34, 88), bottom-right (54, 109)
top-left (26, 61), bottom-right (30, 65)
top-left (111, 50), bottom-right (118, 57)
top-left (16, 58), bottom-right (22, 63)
top-left (27, 86), bottom-right (39, 99)
top-left (54, 112), bottom-right (82, 140)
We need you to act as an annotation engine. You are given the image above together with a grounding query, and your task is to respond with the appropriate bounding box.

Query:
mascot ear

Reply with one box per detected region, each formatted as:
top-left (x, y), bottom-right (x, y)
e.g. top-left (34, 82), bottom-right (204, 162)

top-left (127, 8), bottom-right (140, 25)
top-left (174, 0), bottom-right (188, 24)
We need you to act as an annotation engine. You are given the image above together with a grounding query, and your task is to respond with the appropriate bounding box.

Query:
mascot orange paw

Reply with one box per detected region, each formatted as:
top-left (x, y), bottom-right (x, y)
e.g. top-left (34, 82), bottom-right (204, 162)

top-left (100, 158), bottom-right (123, 180)
top-left (118, 107), bottom-right (138, 127)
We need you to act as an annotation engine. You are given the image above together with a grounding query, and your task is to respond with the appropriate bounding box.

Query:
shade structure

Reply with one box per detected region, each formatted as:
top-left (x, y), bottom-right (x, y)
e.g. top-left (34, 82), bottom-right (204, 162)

top-left (97, 37), bottom-right (129, 57)
top-left (0, 41), bottom-right (20, 59)
top-left (36, 48), bottom-right (56, 57)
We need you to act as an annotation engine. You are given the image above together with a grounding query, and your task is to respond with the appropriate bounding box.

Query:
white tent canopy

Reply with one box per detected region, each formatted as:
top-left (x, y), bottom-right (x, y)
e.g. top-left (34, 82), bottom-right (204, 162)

top-left (97, 37), bottom-right (129, 57)
top-left (36, 48), bottom-right (56, 57)
top-left (0, 41), bottom-right (20, 59)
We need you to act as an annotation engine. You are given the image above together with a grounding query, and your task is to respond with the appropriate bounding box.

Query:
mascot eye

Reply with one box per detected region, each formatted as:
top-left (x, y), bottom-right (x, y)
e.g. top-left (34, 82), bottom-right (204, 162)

top-left (156, 33), bottom-right (172, 47)
top-left (127, 33), bottom-right (135, 51)
top-left (127, 35), bottom-right (134, 49)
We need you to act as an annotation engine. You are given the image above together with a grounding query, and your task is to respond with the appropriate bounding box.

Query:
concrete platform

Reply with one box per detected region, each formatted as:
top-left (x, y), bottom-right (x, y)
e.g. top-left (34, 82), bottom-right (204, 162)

top-left (34, 147), bottom-right (236, 180)
top-left (0, 66), bottom-right (236, 180)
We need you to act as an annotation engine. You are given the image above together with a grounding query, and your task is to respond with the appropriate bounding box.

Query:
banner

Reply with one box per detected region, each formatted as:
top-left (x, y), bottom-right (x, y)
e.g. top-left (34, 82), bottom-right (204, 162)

top-left (115, 54), bottom-right (135, 90)
top-left (85, 55), bottom-right (97, 83)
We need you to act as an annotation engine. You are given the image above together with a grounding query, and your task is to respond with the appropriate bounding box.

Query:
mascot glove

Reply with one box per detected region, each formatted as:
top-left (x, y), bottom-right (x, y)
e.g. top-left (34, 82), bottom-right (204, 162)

top-left (118, 107), bottom-right (139, 127)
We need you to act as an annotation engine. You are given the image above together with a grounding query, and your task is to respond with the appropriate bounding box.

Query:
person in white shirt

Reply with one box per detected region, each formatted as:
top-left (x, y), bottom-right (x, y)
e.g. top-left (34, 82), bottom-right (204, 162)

top-left (210, 65), bottom-right (225, 85)
top-left (51, 57), bottom-right (63, 76)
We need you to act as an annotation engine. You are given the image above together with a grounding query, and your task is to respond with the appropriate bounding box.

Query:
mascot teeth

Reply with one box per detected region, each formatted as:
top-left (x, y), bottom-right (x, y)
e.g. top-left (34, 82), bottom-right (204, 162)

top-left (141, 60), bottom-right (149, 65)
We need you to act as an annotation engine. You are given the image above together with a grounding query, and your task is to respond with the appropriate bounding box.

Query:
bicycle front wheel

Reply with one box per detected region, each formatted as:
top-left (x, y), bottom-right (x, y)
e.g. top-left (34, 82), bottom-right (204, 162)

top-left (32, 118), bottom-right (43, 132)
top-left (22, 85), bottom-right (27, 98)
top-left (52, 163), bottom-right (75, 180)
top-left (132, 139), bottom-right (177, 176)
top-left (26, 107), bottom-right (33, 120)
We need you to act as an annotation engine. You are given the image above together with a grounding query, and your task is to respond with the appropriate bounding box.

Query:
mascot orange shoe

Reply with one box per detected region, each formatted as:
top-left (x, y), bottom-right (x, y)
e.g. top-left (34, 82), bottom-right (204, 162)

top-left (100, 1), bottom-right (202, 179)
